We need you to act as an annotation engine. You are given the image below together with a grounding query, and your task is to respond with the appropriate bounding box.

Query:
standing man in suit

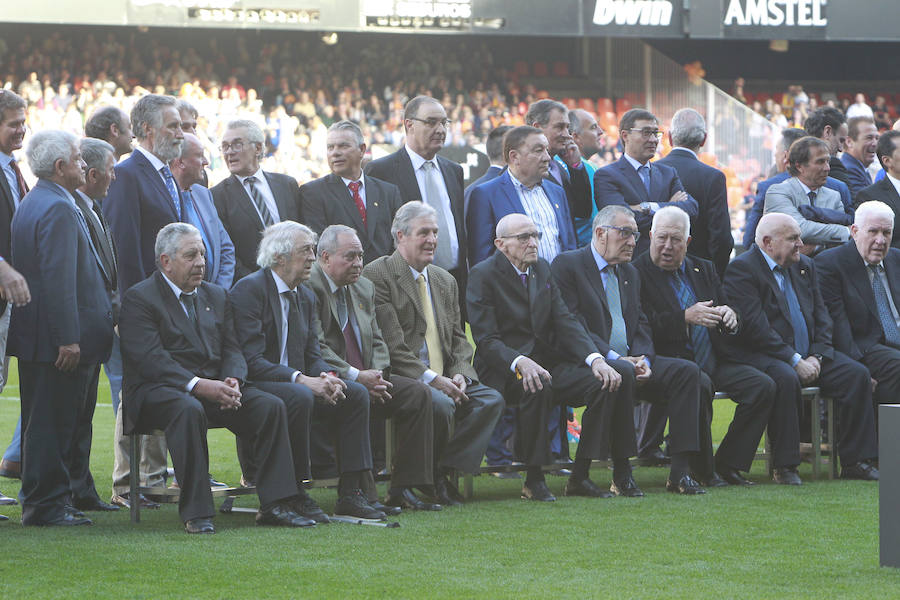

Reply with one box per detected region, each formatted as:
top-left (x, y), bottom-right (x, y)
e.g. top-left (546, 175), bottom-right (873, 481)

top-left (855, 132), bottom-right (900, 245)
top-left (364, 96), bottom-right (467, 313)
top-left (722, 213), bottom-right (878, 484)
top-left (170, 133), bottom-right (235, 288)
top-left (593, 109), bottom-right (698, 256)
top-left (211, 119), bottom-right (301, 282)
top-left (567, 109), bottom-right (603, 247)
top-left (300, 120), bottom-right (404, 265)
top-left (308, 225), bottom-right (435, 510)
top-left (84, 106), bottom-right (134, 161)
top-left (805, 107), bottom-right (850, 188)
top-left (175, 100), bottom-right (209, 188)
top-left (634, 207), bottom-right (775, 485)
top-left (468, 213), bottom-right (632, 501)
top-left (816, 201), bottom-right (900, 454)
top-left (10, 130), bottom-right (114, 526)
top-left (120, 223), bottom-right (315, 533)
top-left (229, 221), bottom-right (385, 521)
top-left (362, 202), bottom-right (504, 508)
top-left (463, 125), bottom-right (512, 220)
top-left (467, 125), bottom-right (576, 267)
top-left (657, 109), bottom-right (733, 277)
top-left (841, 117), bottom-right (879, 198)
top-left (552, 205), bottom-right (712, 494)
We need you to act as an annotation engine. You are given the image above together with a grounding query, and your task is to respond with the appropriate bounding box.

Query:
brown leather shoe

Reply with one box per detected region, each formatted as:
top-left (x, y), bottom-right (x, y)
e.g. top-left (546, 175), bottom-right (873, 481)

top-left (0, 459), bottom-right (20, 479)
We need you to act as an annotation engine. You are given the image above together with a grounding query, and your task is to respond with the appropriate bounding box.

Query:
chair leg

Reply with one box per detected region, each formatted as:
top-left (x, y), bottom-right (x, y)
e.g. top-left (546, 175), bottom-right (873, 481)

top-left (827, 397), bottom-right (838, 479)
top-left (129, 433), bottom-right (141, 523)
top-left (464, 473), bottom-right (473, 500)
top-left (811, 393), bottom-right (822, 480)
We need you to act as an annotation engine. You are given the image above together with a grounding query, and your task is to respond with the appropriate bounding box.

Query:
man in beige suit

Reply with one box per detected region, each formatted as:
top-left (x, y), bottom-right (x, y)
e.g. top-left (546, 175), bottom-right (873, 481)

top-left (362, 202), bottom-right (504, 509)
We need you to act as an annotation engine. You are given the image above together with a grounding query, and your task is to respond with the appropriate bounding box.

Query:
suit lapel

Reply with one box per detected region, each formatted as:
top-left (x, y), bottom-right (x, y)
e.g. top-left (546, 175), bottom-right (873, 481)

top-left (262, 269), bottom-right (285, 356)
top-left (328, 174), bottom-right (366, 232)
top-left (194, 285), bottom-right (216, 357)
top-left (617, 157), bottom-right (649, 203)
top-left (499, 173), bottom-right (525, 213)
top-left (362, 177), bottom-right (380, 238)
top-left (346, 283), bottom-right (371, 361)
top-left (0, 168), bottom-right (14, 215)
top-left (134, 151), bottom-right (179, 220)
top-left (229, 175), bottom-right (265, 229)
top-left (752, 247), bottom-right (792, 320)
top-left (397, 150), bottom-right (423, 201)
top-left (788, 263), bottom-right (813, 328)
top-left (155, 272), bottom-right (207, 355)
top-left (581, 246), bottom-right (609, 311)
top-left (647, 162), bottom-right (666, 204)
top-left (264, 171), bottom-right (292, 222)
top-left (389, 251), bottom-right (424, 319)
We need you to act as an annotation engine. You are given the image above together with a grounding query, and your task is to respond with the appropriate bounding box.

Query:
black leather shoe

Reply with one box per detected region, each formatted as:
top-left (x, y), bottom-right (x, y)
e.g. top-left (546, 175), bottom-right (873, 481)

top-left (65, 504), bottom-right (86, 518)
top-left (565, 477), bottom-right (613, 498)
top-left (74, 498), bottom-right (121, 512)
top-left (637, 448), bottom-right (670, 466)
top-left (666, 475), bottom-right (707, 495)
top-left (335, 490), bottom-right (387, 520)
top-left (110, 493), bottom-right (161, 510)
top-left (841, 461), bottom-right (879, 481)
top-left (521, 481), bottom-right (556, 502)
top-left (718, 467), bottom-right (755, 486)
top-left (773, 467), bottom-right (803, 485)
top-left (696, 472), bottom-right (728, 488)
top-left (371, 500), bottom-right (401, 516)
top-left (184, 517), bottom-right (215, 534)
top-left (256, 504), bottom-right (315, 527)
top-left (43, 513), bottom-right (92, 526)
top-left (434, 476), bottom-right (464, 506)
top-left (208, 474), bottom-right (227, 488)
top-left (610, 477), bottom-right (644, 497)
top-left (385, 488), bottom-right (442, 511)
top-left (290, 494), bottom-right (330, 523)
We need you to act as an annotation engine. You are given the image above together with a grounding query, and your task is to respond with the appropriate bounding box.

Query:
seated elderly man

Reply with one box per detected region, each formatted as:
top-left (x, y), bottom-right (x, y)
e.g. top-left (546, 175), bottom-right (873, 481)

top-left (468, 213), bottom-right (630, 502)
top-left (119, 223), bottom-right (313, 534)
top-left (229, 221), bottom-right (384, 521)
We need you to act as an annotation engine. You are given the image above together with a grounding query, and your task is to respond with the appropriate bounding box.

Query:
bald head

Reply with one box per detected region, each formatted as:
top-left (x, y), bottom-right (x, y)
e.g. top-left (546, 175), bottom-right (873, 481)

top-left (494, 213), bottom-right (540, 271)
top-left (496, 213), bottom-right (532, 239)
top-left (756, 213), bottom-right (802, 268)
top-left (569, 109), bottom-right (603, 157)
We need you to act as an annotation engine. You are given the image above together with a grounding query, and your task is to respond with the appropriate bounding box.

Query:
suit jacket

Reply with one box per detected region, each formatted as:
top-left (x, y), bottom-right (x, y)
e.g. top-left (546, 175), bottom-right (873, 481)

top-left (550, 245), bottom-right (655, 360)
top-left (854, 179), bottom-right (900, 249)
top-left (632, 252), bottom-right (738, 361)
top-left (841, 153), bottom-right (873, 198)
top-left (362, 250), bottom-right (477, 382)
top-left (815, 241), bottom-right (900, 360)
top-left (104, 149), bottom-right (184, 293)
top-left (721, 245), bottom-right (833, 366)
top-left (229, 267), bottom-right (333, 382)
top-left (593, 155), bottom-right (698, 255)
top-left (119, 272), bottom-right (244, 435)
top-left (299, 173), bottom-right (403, 265)
top-left (546, 158), bottom-right (593, 222)
top-left (187, 184), bottom-right (235, 288)
top-left (465, 170), bottom-right (576, 267)
top-left (75, 190), bottom-right (119, 323)
top-left (0, 159), bottom-right (16, 264)
top-left (657, 149), bottom-right (733, 275)
top-left (467, 251), bottom-right (596, 392)
top-left (210, 172), bottom-right (302, 282)
top-left (743, 172), bottom-right (852, 249)
top-left (8, 179), bottom-right (113, 365)
top-left (463, 164), bottom-right (503, 221)
top-left (365, 148), bottom-right (467, 272)
top-left (763, 177), bottom-right (849, 245)
top-left (828, 156), bottom-right (851, 188)
top-left (306, 262), bottom-right (391, 378)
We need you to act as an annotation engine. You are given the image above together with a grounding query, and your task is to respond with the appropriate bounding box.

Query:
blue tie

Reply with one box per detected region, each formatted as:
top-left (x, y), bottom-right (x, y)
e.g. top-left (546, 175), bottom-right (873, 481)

top-left (160, 165), bottom-right (182, 220)
top-left (181, 189), bottom-right (213, 278)
top-left (776, 266), bottom-right (809, 357)
top-left (604, 265), bottom-right (629, 356)
top-left (870, 264), bottom-right (900, 348)
top-left (638, 164), bottom-right (651, 195)
top-left (673, 270), bottom-right (714, 373)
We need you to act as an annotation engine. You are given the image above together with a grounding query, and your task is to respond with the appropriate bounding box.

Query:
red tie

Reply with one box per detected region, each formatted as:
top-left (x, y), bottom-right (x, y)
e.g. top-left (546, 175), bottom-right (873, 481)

top-left (348, 181), bottom-right (366, 227)
top-left (10, 158), bottom-right (28, 200)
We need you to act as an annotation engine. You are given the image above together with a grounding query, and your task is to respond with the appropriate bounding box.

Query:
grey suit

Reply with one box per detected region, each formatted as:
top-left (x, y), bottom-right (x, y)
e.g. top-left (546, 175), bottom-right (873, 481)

top-left (764, 177), bottom-right (850, 246)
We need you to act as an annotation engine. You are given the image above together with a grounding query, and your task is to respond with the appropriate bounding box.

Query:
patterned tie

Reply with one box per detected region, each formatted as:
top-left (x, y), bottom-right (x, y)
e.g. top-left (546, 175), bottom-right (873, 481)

top-left (604, 265), bottom-right (629, 356)
top-left (338, 287), bottom-right (365, 369)
top-left (348, 181), bottom-right (367, 227)
top-left (10, 158), bottom-right (28, 201)
top-left (283, 290), bottom-right (303, 369)
top-left (638, 164), bottom-right (651, 195)
top-left (807, 190), bottom-right (817, 206)
top-left (869, 264), bottom-right (900, 348)
top-left (776, 266), bottom-right (809, 357)
top-left (160, 165), bottom-right (182, 220)
top-left (417, 272), bottom-right (443, 375)
top-left (421, 161), bottom-right (453, 269)
top-left (180, 189), bottom-right (213, 278)
top-left (180, 292), bottom-right (198, 323)
top-left (245, 176), bottom-right (274, 226)
top-left (673, 270), bottom-right (714, 373)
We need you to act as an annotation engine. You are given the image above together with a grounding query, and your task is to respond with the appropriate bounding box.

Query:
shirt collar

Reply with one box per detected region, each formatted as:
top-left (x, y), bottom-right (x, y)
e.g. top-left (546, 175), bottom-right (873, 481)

top-left (623, 153), bottom-right (648, 171)
top-left (270, 269), bottom-right (294, 294)
top-left (406, 145), bottom-right (436, 171)
top-left (240, 167), bottom-right (266, 186)
top-left (590, 242), bottom-right (611, 273)
top-left (46, 180), bottom-right (77, 207)
top-left (160, 271), bottom-right (196, 299)
top-left (340, 173), bottom-right (365, 189)
top-left (134, 145), bottom-right (167, 172)
top-left (409, 263), bottom-right (429, 283)
top-left (795, 177), bottom-right (815, 195)
top-left (759, 247), bottom-right (781, 272)
top-left (75, 188), bottom-right (94, 205)
top-left (507, 170), bottom-right (540, 192)
top-left (671, 147), bottom-right (698, 160)
top-left (320, 268), bottom-right (341, 294)
top-left (886, 172), bottom-right (900, 195)
top-left (0, 150), bottom-right (14, 168)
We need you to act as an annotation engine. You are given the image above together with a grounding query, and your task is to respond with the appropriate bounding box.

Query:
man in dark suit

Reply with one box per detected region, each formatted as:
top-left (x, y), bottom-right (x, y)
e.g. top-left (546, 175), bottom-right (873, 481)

top-left (120, 223), bottom-right (316, 533)
top-left (805, 107), bottom-right (850, 188)
top-left (211, 119), bottom-right (301, 281)
top-left (593, 108), bottom-right (698, 256)
top-left (552, 205), bottom-right (711, 494)
top-left (722, 213), bottom-right (878, 484)
top-left (84, 105), bottom-right (134, 160)
top-left (308, 225), bottom-right (434, 509)
top-left (300, 120), bottom-right (403, 265)
top-left (566, 109), bottom-right (603, 247)
top-left (362, 202), bottom-right (504, 509)
top-left (364, 96), bottom-right (468, 312)
top-left (841, 117), bottom-right (879, 198)
top-left (463, 125), bottom-right (511, 220)
top-left (855, 132), bottom-right (900, 248)
top-left (9, 130), bottom-right (114, 526)
top-left (229, 222), bottom-right (385, 521)
top-left (468, 213), bottom-right (631, 501)
top-left (634, 206), bottom-right (775, 485)
top-left (816, 202), bottom-right (900, 460)
top-left (657, 109), bottom-right (733, 277)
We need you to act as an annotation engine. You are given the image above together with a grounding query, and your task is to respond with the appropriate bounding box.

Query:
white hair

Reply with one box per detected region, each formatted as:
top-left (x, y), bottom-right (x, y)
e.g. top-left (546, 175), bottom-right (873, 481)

top-left (257, 221), bottom-right (317, 269)
top-left (26, 130), bottom-right (78, 179)
top-left (391, 201), bottom-right (437, 242)
top-left (855, 201), bottom-right (895, 227)
top-left (651, 206), bottom-right (691, 236)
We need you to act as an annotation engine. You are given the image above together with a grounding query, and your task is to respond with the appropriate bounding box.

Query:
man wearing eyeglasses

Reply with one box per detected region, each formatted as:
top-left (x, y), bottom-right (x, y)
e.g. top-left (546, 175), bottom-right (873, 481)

top-left (552, 205), bottom-right (712, 495)
top-left (594, 109), bottom-right (698, 256)
top-left (210, 119), bottom-right (301, 282)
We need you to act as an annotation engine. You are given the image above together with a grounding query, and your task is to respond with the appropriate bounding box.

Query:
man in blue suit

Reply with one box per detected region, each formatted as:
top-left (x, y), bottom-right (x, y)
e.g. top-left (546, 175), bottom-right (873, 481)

top-left (841, 117), bottom-right (879, 198)
top-left (466, 125), bottom-right (576, 267)
top-left (9, 130), bottom-right (114, 525)
top-left (593, 108), bottom-right (698, 256)
top-left (170, 133), bottom-right (235, 288)
top-left (463, 125), bottom-right (511, 222)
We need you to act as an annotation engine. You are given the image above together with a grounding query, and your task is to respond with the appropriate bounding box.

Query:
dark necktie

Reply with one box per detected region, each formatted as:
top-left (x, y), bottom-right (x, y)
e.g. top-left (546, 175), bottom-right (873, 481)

top-left (283, 289), bottom-right (303, 370)
top-left (604, 265), bottom-right (628, 356)
top-left (807, 190), bottom-right (817, 206)
top-left (245, 176), bottom-right (274, 226)
top-left (338, 287), bottom-right (364, 369)
top-left (180, 292), bottom-right (198, 323)
top-left (869, 264), bottom-right (900, 348)
top-left (673, 270), bottom-right (714, 373)
top-left (10, 158), bottom-right (28, 201)
top-left (348, 181), bottom-right (366, 227)
top-left (92, 201), bottom-right (118, 289)
top-left (160, 165), bottom-right (182, 220)
top-left (638, 164), bottom-right (651, 195)
top-left (776, 266), bottom-right (809, 357)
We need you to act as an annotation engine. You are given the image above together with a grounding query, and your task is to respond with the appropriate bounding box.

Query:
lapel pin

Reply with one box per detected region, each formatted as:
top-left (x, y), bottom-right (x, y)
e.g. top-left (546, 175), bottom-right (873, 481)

top-left (205, 306), bottom-right (210, 311)
top-left (554, 204), bottom-right (559, 209)
top-left (693, 267), bottom-right (700, 272)
top-left (373, 202), bottom-right (379, 207)
top-left (800, 269), bottom-right (806, 275)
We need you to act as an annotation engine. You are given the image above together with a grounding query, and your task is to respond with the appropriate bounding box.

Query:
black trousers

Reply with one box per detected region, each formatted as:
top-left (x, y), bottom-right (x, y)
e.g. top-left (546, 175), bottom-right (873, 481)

top-left (861, 344), bottom-right (900, 408)
top-left (68, 363), bottom-right (105, 505)
top-left (636, 356), bottom-right (704, 457)
top-left (373, 375), bottom-right (434, 489)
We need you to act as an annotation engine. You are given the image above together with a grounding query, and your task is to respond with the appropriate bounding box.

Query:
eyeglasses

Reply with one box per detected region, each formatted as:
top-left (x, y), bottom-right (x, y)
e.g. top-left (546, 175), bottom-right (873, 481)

top-left (408, 117), bottom-right (452, 128)
top-left (220, 140), bottom-right (254, 153)
top-left (602, 225), bottom-right (641, 242)
top-left (626, 128), bottom-right (663, 140)
top-left (502, 231), bottom-right (543, 243)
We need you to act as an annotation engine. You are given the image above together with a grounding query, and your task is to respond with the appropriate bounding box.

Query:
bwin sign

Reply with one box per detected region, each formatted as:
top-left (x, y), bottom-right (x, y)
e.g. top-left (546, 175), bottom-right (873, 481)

top-left (593, 0), bottom-right (673, 26)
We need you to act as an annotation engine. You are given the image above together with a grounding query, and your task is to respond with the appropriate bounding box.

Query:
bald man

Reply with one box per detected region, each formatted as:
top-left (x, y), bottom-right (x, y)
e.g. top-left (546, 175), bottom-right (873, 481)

top-left (722, 213), bottom-right (877, 484)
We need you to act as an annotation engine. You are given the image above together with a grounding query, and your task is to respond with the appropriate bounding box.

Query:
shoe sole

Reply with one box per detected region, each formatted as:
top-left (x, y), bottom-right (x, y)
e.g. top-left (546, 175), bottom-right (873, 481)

top-left (333, 513), bottom-right (386, 522)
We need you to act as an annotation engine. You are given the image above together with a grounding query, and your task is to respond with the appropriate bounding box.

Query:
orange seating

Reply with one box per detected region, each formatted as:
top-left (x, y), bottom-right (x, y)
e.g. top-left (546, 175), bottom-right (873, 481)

top-left (533, 61), bottom-right (549, 77)
top-left (597, 97), bottom-right (614, 113)
top-left (552, 61), bottom-right (570, 77)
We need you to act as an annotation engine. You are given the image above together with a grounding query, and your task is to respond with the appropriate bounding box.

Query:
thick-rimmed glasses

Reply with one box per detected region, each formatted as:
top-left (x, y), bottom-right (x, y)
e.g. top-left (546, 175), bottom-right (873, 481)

top-left (408, 117), bottom-right (452, 128)
top-left (626, 128), bottom-right (663, 140)
top-left (602, 225), bottom-right (640, 242)
top-left (501, 231), bottom-right (543, 243)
